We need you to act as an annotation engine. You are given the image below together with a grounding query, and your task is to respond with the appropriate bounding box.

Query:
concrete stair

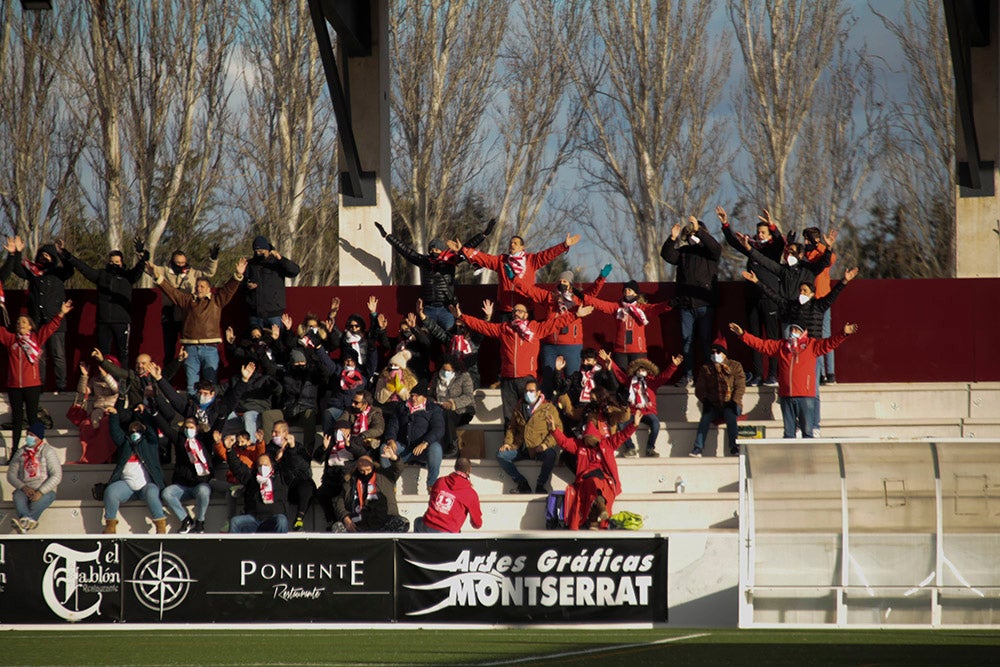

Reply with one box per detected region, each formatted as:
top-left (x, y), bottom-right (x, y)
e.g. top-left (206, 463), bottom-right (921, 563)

top-left (1, 382), bottom-right (996, 536)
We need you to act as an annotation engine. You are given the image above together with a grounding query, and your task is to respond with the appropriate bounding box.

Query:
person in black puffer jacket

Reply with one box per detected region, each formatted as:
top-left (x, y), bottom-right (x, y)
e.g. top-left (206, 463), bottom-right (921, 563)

top-left (59, 239), bottom-right (145, 366)
top-left (374, 218), bottom-right (494, 331)
top-left (243, 235), bottom-right (300, 330)
top-left (660, 216), bottom-right (722, 385)
top-left (3, 238), bottom-right (75, 390)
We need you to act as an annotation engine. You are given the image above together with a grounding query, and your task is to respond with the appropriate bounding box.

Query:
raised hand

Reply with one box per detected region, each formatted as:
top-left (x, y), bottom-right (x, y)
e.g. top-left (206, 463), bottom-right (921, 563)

top-left (13, 236), bottom-right (24, 253)
top-left (758, 209), bottom-right (774, 228)
top-left (60, 300), bottom-right (73, 315)
top-left (147, 362), bottom-right (163, 381)
top-left (728, 322), bottom-right (745, 336)
top-left (79, 362), bottom-right (89, 376)
top-left (53, 238), bottom-right (65, 253)
top-left (565, 233), bottom-right (581, 247)
top-left (416, 298), bottom-right (425, 319)
top-left (281, 313), bottom-right (293, 331)
top-left (446, 238), bottom-right (462, 252)
top-left (844, 323), bottom-right (859, 335)
top-left (736, 232), bottom-right (752, 251)
top-left (225, 327), bottom-right (236, 344)
top-left (236, 256), bottom-right (248, 275)
top-left (270, 324), bottom-right (281, 340)
top-left (597, 348), bottom-right (613, 365)
top-left (671, 354), bottom-right (684, 366)
top-left (367, 295), bottom-right (378, 314)
top-left (577, 304), bottom-right (594, 318)
top-left (377, 313), bottom-right (388, 330)
top-left (405, 312), bottom-right (417, 329)
top-left (322, 433), bottom-right (332, 451)
top-left (670, 223), bottom-right (682, 240)
top-left (546, 414), bottom-right (557, 432)
top-left (716, 206), bottom-right (728, 224)
top-left (599, 263), bottom-right (613, 279)
top-left (483, 218), bottom-right (497, 236)
top-left (844, 267), bottom-right (859, 282)
top-left (453, 303), bottom-right (463, 319)
top-left (481, 299), bottom-right (493, 321)
top-left (824, 229), bottom-right (839, 247)
top-left (3, 237), bottom-right (14, 254)
top-left (374, 221), bottom-right (388, 238)
top-left (241, 362), bottom-right (256, 382)
top-left (554, 355), bottom-right (566, 371)
top-left (329, 296), bottom-right (340, 313)
top-left (742, 270), bottom-right (758, 283)
top-left (688, 215), bottom-right (699, 231)
top-left (209, 243), bottom-right (221, 260)
top-left (91, 348), bottom-right (104, 362)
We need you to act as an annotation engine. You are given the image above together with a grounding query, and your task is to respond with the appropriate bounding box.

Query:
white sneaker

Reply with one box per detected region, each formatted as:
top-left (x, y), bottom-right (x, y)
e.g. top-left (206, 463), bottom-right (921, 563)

top-left (11, 518), bottom-right (26, 534)
top-left (812, 428), bottom-right (821, 438)
top-left (24, 518), bottom-right (38, 531)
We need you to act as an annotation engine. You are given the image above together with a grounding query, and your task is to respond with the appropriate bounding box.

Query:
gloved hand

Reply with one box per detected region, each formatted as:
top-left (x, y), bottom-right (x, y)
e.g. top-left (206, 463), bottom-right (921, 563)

top-left (483, 218), bottom-right (497, 236)
top-left (209, 243), bottom-right (220, 260)
top-left (374, 221), bottom-right (388, 238)
top-left (786, 230), bottom-right (797, 244)
top-left (599, 264), bottom-right (612, 279)
top-left (134, 235), bottom-right (146, 256)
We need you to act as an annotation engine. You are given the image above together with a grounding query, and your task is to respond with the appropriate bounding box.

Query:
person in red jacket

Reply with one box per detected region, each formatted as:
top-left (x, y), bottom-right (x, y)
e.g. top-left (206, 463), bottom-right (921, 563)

top-left (729, 320), bottom-right (858, 438)
top-left (600, 349), bottom-right (682, 458)
top-left (456, 300), bottom-right (593, 423)
top-left (448, 232), bottom-right (580, 319)
top-left (549, 409), bottom-right (640, 530)
top-left (0, 300), bottom-right (71, 458)
top-left (414, 457), bottom-right (483, 533)
top-left (512, 270), bottom-right (606, 397)
top-left (582, 279), bottom-right (672, 371)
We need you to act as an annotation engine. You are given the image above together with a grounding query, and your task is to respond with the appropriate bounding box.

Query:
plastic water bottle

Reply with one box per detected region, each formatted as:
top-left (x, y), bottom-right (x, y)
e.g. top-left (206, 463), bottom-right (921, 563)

top-left (674, 476), bottom-right (686, 493)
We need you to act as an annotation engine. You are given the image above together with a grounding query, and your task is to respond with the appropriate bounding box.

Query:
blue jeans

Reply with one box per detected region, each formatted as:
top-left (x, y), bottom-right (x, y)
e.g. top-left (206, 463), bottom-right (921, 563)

top-left (496, 446), bottom-right (558, 487)
top-left (539, 343), bottom-right (582, 397)
top-left (680, 306), bottom-right (713, 378)
top-left (693, 403), bottom-right (741, 453)
top-left (104, 480), bottom-right (165, 520)
top-left (248, 315), bottom-right (283, 331)
top-left (423, 304), bottom-right (454, 332)
top-left (819, 309), bottom-right (835, 377)
top-left (386, 441), bottom-right (444, 487)
top-left (230, 513), bottom-right (288, 533)
top-left (781, 397), bottom-right (816, 438)
top-left (619, 413), bottom-right (661, 451)
top-left (322, 406), bottom-right (345, 435)
top-left (183, 343), bottom-right (220, 395)
top-left (161, 483), bottom-right (211, 522)
top-left (13, 488), bottom-right (56, 521)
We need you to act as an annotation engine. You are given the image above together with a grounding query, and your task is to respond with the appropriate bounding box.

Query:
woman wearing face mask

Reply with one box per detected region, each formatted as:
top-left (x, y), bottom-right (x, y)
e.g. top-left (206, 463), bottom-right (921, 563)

top-left (66, 358), bottom-right (119, 464)
top-left (0, 300), bottom-right (71, 459)
top-left (601, 349), bottom-right (682, 458)
top-left (420, 299), bottom-right (484, 387)
top-left (101, 407), bottom-right (167, 534)
top-left (690, 342), bottom-right (746, 457)
top-left (160, 417), bottom-right (214, 533)
top-left (429, 357), bottom-right (475, 458)
top-left (581, 279), bottom-right (673, 372)
top-left (6, 421), bottom-right (61, 532)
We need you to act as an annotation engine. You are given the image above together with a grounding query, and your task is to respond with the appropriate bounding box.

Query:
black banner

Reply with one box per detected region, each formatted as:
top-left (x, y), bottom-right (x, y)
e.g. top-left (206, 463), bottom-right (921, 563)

top-left (395, 537), bottom-right (668, 623)
top-left (0, 536), bottom-right (667, 624)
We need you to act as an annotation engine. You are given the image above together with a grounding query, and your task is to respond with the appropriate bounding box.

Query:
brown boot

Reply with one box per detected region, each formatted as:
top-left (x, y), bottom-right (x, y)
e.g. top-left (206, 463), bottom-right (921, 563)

top-left (153, 518), bottom-right (168, 534)
top-left (103, 519), bottom-right (118, 534)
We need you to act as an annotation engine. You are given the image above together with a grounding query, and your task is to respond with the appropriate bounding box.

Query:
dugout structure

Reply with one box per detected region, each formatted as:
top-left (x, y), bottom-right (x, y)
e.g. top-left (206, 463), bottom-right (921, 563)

top-left (739, 438), bottom-right (1000, 627)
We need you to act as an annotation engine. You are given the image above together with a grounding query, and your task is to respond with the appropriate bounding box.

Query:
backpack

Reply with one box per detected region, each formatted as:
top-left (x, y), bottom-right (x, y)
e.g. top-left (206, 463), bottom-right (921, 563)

top-left (609, 510), bottom-right (644, 530)
top-left (545, 490), bottom-right (566, 529)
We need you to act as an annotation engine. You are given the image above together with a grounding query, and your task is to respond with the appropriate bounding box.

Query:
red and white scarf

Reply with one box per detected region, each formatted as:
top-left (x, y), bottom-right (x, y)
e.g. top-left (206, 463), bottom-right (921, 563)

top-left (256, 469), bottom-right (274, 504)
top-left (352, 406), bottom-right (370, 435)
top-left (22, 440), bottom-right (43, 479)
top-left (16, 334), bottom-right (41, 365)
top-left (508, 319), bottom-right (534, 342)
top-left (503, 251), bottom-right (526, 278)
top-left (616, 302), bottom-right (648, 326)
top-left (450, 334), bottom-right (473, 355)
top-left (354, 475), bottom-right (379, 511)
top-left (184, 437), bottom-right (211, 477)
top-left (579, 366), bottom-right (601, 403)
top-left (344, 331), bottom-right (364, 359)
top-left (428, 249), bottom-right (461, 267)
top-left (327, 431), bottom-right (351, 465)
top-left (340, 368), bottom-right (364, 391)
top-left (628, 375), bottom-right (650, 409)
top-left (20, 257), bottom-right (44, 277)
top-left (408, 399), bottom-right (426, 414)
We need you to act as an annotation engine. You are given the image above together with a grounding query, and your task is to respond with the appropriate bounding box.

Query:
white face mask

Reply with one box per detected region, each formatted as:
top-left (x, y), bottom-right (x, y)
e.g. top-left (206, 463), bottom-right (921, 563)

top-left (785, 255), bottom-right (799, 267)
top-left (271, 435), bottom-right (283, 446)
top-left (442, 370), bottom-right (455, 381)
top-left (798, 294), bottom-right (811, 305)
top-left (711, 353), bottom-right (725, 364)
top-left (524, 391), bottom-right (538, 404)
top-left (184, 427), bottom-right (197, 439)
top-left (259, 465), bottom-right (271, 477)
top-left (636, 370), bottom-right (648, 378)
top-left (687, 234), bottom-right (700, 245)
top-left (789, 331), bottom-right (802, 341)
top-left (129, 432), bottom-right (142, 443)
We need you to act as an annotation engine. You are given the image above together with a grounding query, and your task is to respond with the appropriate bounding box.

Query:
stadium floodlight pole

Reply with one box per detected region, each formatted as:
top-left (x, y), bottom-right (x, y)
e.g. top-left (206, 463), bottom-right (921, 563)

top-left (20, 0), bottom-right (53, 10)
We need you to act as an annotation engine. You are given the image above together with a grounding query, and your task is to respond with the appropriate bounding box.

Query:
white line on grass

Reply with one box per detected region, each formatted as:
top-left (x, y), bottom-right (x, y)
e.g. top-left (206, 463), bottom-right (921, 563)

top-left (475, 632), bottom-right (711, 666)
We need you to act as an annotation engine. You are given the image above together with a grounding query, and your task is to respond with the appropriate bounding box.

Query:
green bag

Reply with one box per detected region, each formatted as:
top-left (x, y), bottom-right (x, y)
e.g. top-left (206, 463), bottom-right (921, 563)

top-left (609, 510), bottom-right (643, 530)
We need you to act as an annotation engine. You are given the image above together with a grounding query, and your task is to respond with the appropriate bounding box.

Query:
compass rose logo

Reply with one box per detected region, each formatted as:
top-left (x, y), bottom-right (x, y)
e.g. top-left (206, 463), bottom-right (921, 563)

top-left (125, 544), bottom-right (196, 619)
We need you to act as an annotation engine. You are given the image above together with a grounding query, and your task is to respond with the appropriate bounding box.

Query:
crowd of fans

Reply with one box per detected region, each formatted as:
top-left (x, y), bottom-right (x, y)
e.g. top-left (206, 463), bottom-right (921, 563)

top-left (2, 209), bottom-right (860, 535)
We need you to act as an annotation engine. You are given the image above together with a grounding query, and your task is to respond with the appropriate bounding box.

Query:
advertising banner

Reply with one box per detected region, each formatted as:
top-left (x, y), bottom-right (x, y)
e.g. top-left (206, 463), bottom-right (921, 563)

top-left (395, 537), bottom-right (668, 623)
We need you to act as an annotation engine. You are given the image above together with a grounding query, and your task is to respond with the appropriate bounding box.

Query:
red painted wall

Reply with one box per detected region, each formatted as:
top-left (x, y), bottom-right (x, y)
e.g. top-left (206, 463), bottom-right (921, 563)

top-left (3, 278), bottom-right (997, 387)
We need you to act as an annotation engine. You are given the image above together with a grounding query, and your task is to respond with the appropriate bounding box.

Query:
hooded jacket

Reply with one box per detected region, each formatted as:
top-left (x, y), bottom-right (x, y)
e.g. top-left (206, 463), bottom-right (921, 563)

top-left (421, 471), bottom-right (483, 533)
top-left (63, 251), bottom-right (145, 324)
top-left (243, 240), bottom-right (301, 318)
top-left (660, 226), bottom-right (722, 308)
top-left (9, 246), bottom-right (74, 325)
top-left (384, 228), bottom-right (486, 305)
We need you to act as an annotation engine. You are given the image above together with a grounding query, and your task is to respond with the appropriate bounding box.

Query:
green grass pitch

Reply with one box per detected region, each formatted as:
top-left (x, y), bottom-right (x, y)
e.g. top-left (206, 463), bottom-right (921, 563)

top-left (0, 628), bottom-right (997, 666)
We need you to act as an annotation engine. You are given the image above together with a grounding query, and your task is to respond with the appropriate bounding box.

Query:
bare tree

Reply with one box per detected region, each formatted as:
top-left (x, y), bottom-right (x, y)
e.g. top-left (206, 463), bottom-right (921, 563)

top-left (0, 4), bottom-right (88, 252)
top-left (727, 0), bottom-right (850, 229)
top-left (389, 0), bottom-right (509, 283)
top-left (571, 0), bottom-right (731, 281)
top-left (475, 0), bottom-right (585, 271)
top-left (231, 0), bottom-right (340, 285)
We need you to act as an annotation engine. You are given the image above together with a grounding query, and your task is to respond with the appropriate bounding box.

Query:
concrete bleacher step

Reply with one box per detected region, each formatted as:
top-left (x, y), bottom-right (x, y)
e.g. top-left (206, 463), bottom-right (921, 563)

top-left (0, 491), bottom-right (739, 535)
